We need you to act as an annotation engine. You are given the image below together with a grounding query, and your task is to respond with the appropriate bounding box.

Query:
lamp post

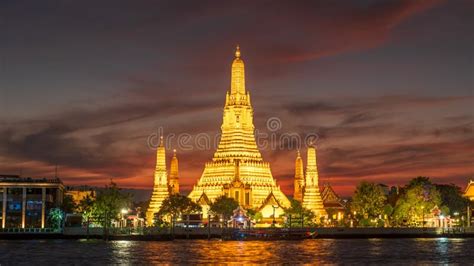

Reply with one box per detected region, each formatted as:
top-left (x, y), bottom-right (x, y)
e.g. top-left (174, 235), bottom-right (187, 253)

top-left (421, 206), bottom-right (425, 228)
top-left (272, 205), bottom-right (279, 227)
top-left (121, 209), bottom-right (128, 228)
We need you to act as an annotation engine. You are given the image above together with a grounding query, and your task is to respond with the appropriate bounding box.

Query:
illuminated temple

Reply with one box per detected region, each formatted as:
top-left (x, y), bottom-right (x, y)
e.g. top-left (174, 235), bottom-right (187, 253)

top-left (300, 146), bottom-right (328, 217)
top-left (146, 46), bottom-right (329, 224)
top-left (188, 46), bottom-right (291, 218)
top-left (146, 137), bottom-right (180, 224)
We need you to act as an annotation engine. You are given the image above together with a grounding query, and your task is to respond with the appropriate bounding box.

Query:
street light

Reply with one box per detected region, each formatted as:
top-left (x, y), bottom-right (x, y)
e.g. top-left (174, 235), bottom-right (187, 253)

top-left (272, 205), bottom-right (279, 227)
top-left (421, 206), bottom-right (425, 228)
top-left (121, 209), bottom-right (128, 228)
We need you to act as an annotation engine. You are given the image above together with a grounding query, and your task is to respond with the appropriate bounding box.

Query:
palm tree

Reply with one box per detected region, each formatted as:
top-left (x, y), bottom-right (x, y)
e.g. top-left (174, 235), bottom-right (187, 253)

top-left (48, 208), bottom-right (64, 231)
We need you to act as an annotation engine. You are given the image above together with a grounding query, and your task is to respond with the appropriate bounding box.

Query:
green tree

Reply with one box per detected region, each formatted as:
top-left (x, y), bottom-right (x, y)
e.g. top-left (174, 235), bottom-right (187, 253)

top-left (351, 182), bottom-right (387, 226)
top-left (48, 208), bottom-right (64, 230)
top-left (209, 195), bottom-right (239, 225)
top-left (77, 194), bottom-right (95, 237)
top-left (157, 194), bottom-right (202, 224)
top-left (91, 181), bottom-right (131, 238)
top-left (246, 208), bottom-right (263, 224)
top-left (406, 176), bottom-right (431, 189)
top-left (435, 184), bottom-right (469, 216)
top-left (61, 194), bottom-right (77, 214)
top-left (393, 179), bottom-right (441, 226)
top-left (383, 204), bottom-right (394, 226)
top-left (283, 199), bottom-right (315, 227)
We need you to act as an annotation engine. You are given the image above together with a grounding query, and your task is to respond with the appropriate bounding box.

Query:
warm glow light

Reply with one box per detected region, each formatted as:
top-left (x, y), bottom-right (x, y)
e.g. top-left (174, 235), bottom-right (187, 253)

top-left (187, 46), bottom-right (291, 217)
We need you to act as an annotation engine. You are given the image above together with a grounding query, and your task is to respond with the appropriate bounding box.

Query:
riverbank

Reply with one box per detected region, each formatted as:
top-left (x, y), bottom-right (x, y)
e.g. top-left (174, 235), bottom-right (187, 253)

top-left (1, 227), bottom-right (473, 240)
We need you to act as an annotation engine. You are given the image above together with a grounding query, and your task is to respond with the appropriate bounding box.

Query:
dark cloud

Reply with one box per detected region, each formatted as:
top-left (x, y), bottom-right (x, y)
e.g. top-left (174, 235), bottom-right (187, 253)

top-left (1, 0), bottom-right (472, 196)
top-left (285, 95), bottom-right (474, 117)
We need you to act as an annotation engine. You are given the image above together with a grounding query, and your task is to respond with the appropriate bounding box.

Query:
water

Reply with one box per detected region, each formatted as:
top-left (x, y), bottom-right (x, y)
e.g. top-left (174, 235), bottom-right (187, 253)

top-left (1, 238), bottom-right (473, 264)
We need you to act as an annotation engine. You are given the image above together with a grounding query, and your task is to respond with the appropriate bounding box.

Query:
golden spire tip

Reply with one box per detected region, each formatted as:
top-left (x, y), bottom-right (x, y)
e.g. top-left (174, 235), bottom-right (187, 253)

top-left (235, 45), bottom-right (241, 58)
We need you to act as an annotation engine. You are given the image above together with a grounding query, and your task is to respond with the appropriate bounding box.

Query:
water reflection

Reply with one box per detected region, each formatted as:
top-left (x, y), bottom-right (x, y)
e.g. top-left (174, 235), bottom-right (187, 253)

top-left (1, 238), bottom-right (473, 264)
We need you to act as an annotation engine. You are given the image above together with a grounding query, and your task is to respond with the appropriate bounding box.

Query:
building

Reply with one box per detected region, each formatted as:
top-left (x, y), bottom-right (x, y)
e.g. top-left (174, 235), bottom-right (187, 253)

top-left (146, 137), bottom-right (183, 225)
top-left (293, 150), bottom-right (304, 202)
top-left (301, 146), bottom-right (328, 217)
top-left (465, 180), bottom-right (474, 226)
top-left (0, 174), bottom-right (64, 229)
top-left (146, 137), bottom-right (170, 225)
top-left (321, 184), bottom-right (346, 222)
top-left (465, 180), bottom-right (474, 201)
top-left (65, 186), bottom-right (95, 207)
top-left (188, 46), bottom-right (291, 219)
top-left (169, 149), bottom-right (180, 195)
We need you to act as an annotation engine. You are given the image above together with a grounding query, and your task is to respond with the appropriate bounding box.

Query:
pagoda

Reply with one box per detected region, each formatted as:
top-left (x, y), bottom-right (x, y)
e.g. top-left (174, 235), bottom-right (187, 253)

top-left (169, 149), bottom-right (179, 194)
top-left (293, 150), bottom-right (304, 201)
top-left (188, 46), bottom-right (290, 216)
top-left (146, 137), bottom-right (172, 225)
top-left (301, 145), bottom-right (327, 217)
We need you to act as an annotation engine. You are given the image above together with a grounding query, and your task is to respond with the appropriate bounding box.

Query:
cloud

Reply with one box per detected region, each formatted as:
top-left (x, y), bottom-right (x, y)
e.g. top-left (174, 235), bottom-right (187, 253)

top-left (1, 0), bottom-right (471, 198)
top-left (285, 95), bottom-right (473, 117)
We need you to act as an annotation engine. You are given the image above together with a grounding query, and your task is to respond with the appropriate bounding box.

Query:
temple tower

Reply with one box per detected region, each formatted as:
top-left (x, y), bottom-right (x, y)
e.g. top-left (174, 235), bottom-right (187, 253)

top-left (188, 46), bottom-right (290, 214)
top-left (169, 149), bottom-right (179, 194)
top-left (302, 145), bottom-right (327, 217)
top-left (146, 136), bottom-right (170, 225)
top-left (293, 150), bottom-right (304, 202)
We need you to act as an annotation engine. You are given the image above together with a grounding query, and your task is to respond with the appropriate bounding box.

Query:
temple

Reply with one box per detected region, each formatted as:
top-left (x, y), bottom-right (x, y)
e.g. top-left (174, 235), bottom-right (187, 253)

top-left (465, 180), bottom-right (474, 201)
top-left (188, 46), bottom-right (291, 218)
top-left (293, 150), bottom-right (304, 202)
top-left (301, 145), bottom-right (327, 217)
top-left (146, 137), bottom-right (173, 225)
top-left (321, 183), bottom-right (346, 221)
top-left (465, 180), bottom-right (474, 227)
top-left (169, 149), bottom-right (179, 194)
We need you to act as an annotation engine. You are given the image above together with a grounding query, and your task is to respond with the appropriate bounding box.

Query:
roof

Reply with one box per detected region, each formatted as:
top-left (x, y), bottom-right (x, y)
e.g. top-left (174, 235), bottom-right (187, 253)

top-left (465, 180), bottom-right (474, 201)
top-left (321, 184), bottom-right (341, 203)
top-left (257, 192), bottom-right (285, 211)
top-left (321, 184), bottom-right (346, 209)
top-left (197, 192), bottom-right (211, 205)
top-left (0, 175), bottom-right (63, 185)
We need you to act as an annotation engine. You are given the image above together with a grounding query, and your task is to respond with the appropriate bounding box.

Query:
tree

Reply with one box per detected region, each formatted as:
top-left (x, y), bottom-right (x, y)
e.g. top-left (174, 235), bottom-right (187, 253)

top-left (157, 194), bottom-right (201, 222)
top-left (91, 181), bottom-right (131, 239)
top-left (283, 199), bottom-right (315, 227)
top-left (435, 184), bottom-right (469, 216)
top-left (393, 178), bottom-right (441, 226)
top-left (351, 182), bottom-right (387, 226)
top-left (78, 194), bottom-right (95, 218)
top-left (77, 194), bottom-right (95, 237)
top-left (209, 195), bottom-right (239, 225)
top-left (61, 194), bottom-right (77, 214)
top-left (48, 208), bottom-right (64, 230)
top-left (246, 208), bottom-right (263, 225)
top-left (406, 176), bottom-right (431, 189)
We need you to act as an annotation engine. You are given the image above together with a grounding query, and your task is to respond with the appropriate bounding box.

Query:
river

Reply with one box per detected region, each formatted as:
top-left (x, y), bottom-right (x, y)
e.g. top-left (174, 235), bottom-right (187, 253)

top-left (1, 238), bottom-right (473, 264)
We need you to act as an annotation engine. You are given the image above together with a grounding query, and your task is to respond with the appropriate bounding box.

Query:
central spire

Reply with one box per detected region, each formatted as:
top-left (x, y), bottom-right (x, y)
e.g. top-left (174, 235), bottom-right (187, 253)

top-left (231, 45), bottom-right (245, 95)
top-left (189, 46), bottom-right (291, 213)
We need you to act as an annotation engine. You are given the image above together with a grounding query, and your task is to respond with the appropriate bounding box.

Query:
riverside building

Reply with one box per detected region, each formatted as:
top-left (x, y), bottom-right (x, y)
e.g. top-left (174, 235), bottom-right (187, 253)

top-left (0, 175), bottom-right (64, 229)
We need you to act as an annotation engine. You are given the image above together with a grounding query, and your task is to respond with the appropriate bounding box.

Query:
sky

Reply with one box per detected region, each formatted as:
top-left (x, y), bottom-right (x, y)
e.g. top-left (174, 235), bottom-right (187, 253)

top-left (1, 0), bottom-right (473, 197)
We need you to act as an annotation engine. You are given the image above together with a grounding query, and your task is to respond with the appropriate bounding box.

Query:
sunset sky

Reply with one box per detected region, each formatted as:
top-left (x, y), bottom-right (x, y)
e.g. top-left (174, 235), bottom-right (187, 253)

top-left (1, 0), bottom-right (473, 197)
